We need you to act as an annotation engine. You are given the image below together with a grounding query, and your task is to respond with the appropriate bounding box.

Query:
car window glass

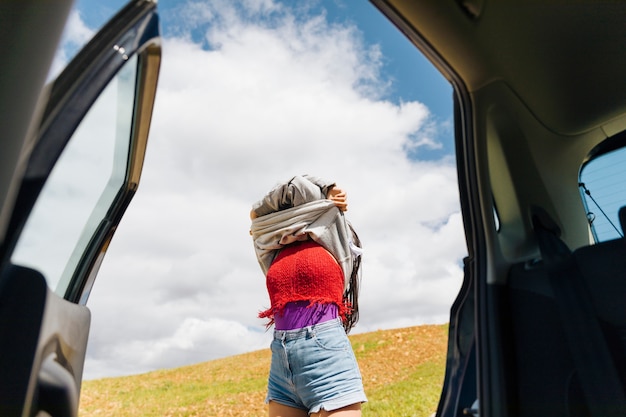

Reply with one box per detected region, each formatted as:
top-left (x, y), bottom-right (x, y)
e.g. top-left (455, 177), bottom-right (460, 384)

top-left (11, 54), bottom-right (138, 297)
top-left (579, 145), bottom-right (626, 242)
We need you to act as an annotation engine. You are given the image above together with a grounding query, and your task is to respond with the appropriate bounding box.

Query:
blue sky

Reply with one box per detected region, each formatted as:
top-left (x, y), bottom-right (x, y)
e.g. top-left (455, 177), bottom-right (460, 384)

top-left (62, 0), bottom-right (463, 379)
top-left (75, 0), bottom-right (454, 155)
top-left (580, 147), bottom-right (626, 240)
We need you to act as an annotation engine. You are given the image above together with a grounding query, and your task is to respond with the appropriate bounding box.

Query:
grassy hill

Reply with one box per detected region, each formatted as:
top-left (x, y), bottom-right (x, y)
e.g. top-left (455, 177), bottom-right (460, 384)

top-left (79, 324), bottom-right (448, 417)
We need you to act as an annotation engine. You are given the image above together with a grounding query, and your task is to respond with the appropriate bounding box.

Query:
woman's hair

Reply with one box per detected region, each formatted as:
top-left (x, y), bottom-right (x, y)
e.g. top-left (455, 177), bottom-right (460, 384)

top-left (343, 222), bottom-right (362, 333)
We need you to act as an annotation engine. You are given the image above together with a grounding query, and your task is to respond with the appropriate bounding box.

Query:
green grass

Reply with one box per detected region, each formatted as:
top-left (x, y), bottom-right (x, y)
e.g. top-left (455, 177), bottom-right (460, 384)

top-left (363, 362), bottom-right (443, 416)
top-left (80, 324), bottom-right (447, 416)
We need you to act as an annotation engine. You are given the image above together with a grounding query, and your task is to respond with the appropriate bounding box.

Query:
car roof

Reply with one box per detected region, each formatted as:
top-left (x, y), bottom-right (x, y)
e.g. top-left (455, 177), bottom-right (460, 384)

top-left (374, 1), bottom-right (626, 136)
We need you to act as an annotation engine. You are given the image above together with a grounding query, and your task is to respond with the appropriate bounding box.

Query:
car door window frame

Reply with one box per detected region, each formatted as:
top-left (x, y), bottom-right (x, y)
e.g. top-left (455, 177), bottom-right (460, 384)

top-left (1, 0), bottom-right (161, 305)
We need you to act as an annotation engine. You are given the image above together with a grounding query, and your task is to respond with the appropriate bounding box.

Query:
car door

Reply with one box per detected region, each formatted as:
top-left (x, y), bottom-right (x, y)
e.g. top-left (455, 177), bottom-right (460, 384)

top-left (0, 1), bottom-right (160, 415)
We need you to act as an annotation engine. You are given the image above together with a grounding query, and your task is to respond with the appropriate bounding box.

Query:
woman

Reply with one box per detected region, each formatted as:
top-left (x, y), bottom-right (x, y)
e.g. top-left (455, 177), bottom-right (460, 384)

top-left (250, 175), bottom-right (366, 417)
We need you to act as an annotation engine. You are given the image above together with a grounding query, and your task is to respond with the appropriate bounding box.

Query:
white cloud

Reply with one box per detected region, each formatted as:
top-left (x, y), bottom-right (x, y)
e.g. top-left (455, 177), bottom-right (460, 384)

top-left (83, 0), bottom-right (464, 379)
top-left (85, 317), bottom-right (270, 379)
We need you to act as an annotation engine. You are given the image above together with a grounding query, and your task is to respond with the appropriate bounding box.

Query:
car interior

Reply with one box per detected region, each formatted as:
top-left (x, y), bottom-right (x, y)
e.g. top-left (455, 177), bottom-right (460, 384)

top-left (372, 1), bottom-right (626, 416)
top-left (2, 0), bottom-right (626, 415)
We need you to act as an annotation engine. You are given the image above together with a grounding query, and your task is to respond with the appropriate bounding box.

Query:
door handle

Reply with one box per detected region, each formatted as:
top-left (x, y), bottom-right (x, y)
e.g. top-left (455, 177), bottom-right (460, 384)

top-left (35, 354), bottom-right (78, 417)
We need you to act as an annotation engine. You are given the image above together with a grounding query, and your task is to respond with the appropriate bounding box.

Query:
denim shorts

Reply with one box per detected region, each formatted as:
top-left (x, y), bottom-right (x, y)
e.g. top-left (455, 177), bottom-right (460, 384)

top-left (266, 318), bottom-right (367, 413)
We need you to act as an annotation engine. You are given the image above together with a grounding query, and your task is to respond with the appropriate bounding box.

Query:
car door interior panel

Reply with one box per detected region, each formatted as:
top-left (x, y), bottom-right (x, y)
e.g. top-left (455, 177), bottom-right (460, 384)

top-left (0, 263), bottom-right (90, 416)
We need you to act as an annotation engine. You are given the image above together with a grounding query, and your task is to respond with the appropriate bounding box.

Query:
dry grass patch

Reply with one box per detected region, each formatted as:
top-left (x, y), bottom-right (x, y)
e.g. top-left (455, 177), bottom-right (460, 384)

top-left (80, 324), bottom-right (447, 417)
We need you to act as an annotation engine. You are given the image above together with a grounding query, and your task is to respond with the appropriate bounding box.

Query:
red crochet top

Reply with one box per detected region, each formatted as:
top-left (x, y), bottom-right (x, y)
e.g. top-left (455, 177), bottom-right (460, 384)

top-left (259, 240), bottom-right (350, 324)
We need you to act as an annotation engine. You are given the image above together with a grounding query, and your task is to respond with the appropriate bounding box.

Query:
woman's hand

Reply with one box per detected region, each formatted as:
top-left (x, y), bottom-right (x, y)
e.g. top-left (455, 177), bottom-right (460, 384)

top-left (327, 186), bottom-right (348, 212)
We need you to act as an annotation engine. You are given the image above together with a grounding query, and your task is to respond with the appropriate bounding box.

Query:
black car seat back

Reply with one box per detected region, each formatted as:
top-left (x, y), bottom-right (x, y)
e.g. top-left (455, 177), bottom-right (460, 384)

top-left (507, 206), bottom-right (626, 416)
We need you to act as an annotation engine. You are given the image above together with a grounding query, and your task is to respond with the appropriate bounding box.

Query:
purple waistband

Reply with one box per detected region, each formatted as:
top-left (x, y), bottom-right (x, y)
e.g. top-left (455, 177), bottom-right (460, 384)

top-left (274, 301), bottom-right (338, 330)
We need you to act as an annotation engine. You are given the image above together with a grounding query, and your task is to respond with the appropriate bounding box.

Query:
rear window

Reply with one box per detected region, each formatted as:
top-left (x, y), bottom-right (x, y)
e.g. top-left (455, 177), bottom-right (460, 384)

top-left (579, 145), bottom-right (626, 242)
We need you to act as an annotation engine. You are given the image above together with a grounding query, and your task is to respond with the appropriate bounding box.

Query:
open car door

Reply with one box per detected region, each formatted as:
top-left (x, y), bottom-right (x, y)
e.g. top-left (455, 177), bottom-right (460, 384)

top-left (0, 1), bottom-right (160, 415)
